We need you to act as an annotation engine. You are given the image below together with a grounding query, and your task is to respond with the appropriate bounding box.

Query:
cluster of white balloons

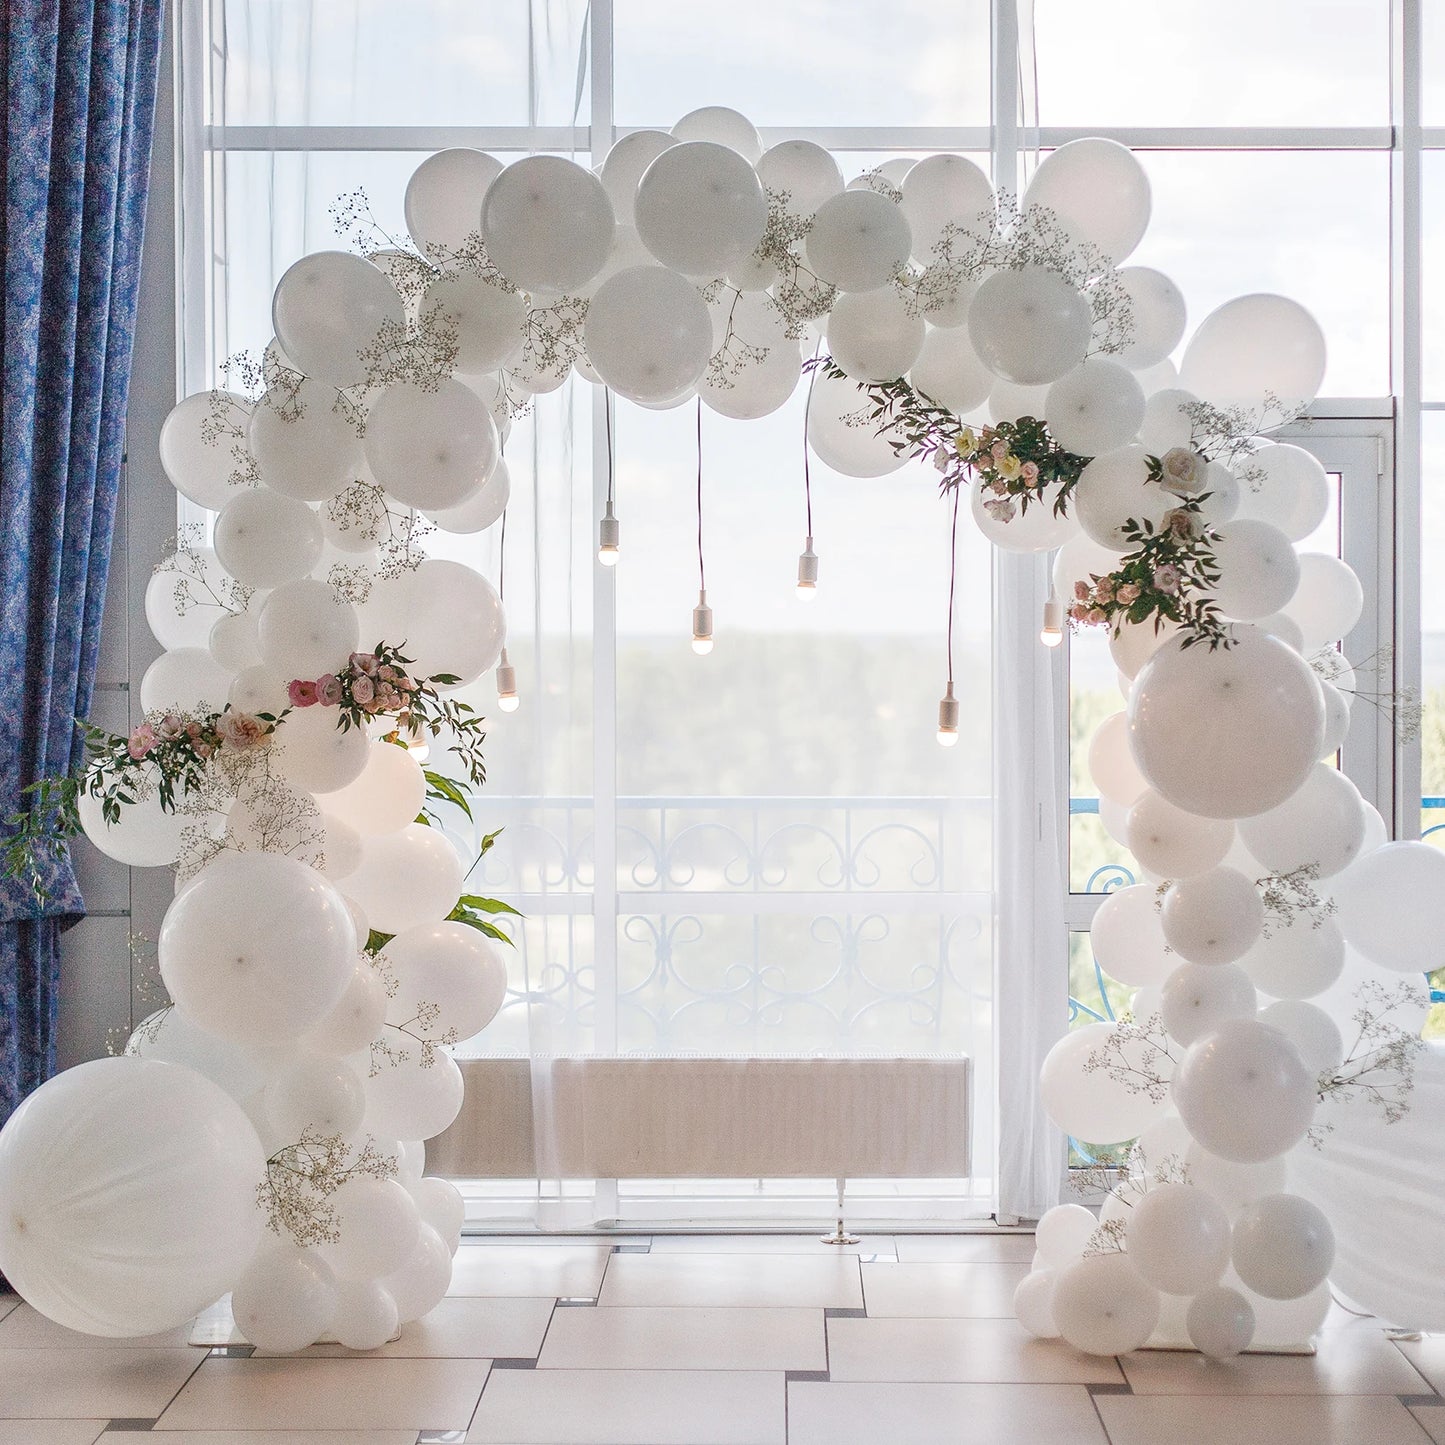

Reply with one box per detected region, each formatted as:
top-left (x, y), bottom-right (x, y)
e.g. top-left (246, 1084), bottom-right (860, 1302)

top-left (0, 172), bottom-right (518, 1347)
top-left (0, 106), bottom-right (1432, 1362)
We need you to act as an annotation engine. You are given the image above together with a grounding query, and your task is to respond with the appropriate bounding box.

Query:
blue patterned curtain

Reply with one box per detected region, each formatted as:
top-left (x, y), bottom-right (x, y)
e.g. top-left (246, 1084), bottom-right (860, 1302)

top-left (0, 1), bottom-right (166, 1126)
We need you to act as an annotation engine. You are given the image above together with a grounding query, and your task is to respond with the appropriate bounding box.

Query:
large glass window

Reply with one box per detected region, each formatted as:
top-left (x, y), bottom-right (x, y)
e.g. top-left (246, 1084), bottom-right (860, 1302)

top-left (182, 0), bottom-right (1424, 1221)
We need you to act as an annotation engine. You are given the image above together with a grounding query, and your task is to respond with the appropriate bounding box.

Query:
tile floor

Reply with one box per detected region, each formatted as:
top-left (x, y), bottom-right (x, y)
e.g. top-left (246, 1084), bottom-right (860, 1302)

top-left (0, 1232), bottom-right (1440, 1444)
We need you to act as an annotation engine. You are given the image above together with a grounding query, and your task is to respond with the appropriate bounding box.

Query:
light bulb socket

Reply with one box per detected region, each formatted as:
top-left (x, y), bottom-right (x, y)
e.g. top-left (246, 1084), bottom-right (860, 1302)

top-left (1041, 598), bottom-right (1064, 633)
top-left (496, 648), bottom-right (519, 708)
top-left (599, 512), bottom-right (620, 550)
top-left (797, 538), bottom-right (819, 586)
top-left (937, 681), bottom-right (959, 735)
top-left (691, 590), bottom-right (713, 645)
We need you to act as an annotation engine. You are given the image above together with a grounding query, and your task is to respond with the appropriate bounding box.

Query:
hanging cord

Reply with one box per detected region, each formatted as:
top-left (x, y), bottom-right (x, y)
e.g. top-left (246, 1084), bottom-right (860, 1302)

top-left (947, 482), bottom-right (960, 688)
top-left (605, 388), bottom-right (615, 512)
top-left (696, 398), bottom-right (705, 592)
top-left (803, 347), bottom-right (819, 540)
top-left (498, 507), bottom-right (507, 602)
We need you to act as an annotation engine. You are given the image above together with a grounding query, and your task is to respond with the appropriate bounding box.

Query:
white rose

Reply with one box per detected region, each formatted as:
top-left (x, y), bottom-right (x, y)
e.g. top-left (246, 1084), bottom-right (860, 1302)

top-left (1158, 446), bottom-right (1205, 496)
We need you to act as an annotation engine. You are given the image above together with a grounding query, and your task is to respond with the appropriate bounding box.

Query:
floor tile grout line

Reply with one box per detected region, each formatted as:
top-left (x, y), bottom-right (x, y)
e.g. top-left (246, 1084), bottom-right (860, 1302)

top-left (531, 1298), bottom-right (562, 1370)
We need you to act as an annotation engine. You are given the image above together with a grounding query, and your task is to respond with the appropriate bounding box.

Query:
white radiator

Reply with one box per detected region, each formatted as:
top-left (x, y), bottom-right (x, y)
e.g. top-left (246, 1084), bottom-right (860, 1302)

top-left (427, 1056), bottom-right (972, 1180)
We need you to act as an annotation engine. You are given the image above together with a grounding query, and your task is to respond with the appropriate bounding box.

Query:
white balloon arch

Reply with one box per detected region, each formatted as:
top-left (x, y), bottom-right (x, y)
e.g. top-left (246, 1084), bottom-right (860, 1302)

top-left (0, 105), bottom-right (1440, 1360)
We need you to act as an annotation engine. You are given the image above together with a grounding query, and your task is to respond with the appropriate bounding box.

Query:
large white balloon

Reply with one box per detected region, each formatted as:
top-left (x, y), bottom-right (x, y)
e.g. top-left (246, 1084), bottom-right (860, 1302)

top-left (635, 142), bottom-right (767, 278)
top-left (343, 823), bottom-right (464, 935)
top-left (1330, 840), bottom-right (1445, 973)
top-left (139, 646), bottom-right (234, 715)
top-left (585, 265), bottom-right (713, 403)
top-left (160, 851), bottom-right (357, 1045)
top-left (315, 740), bottom-right (427, 837)
top-left (357, 558), bottom-right (504, 686)
top-left (160, 390), bottom-right (253, 509)
top-left (968, 267), bottom-right (1091, 386)
top-left (1173, 1018), bottom-right (1316, 1162)
top-left (1040, 1021), bottom-right (1172, 1144)
top-left (805, 189), bottom-right (912, 293)
top-left (361, 1048), bottom-right (465, 1141)
top-left (272, 251), bottom-right (403, 389)
top-left (213, 488), bottom-right (323, 590)
top-left (1023, 139), bottom-right (1151, 263)
top-left (481, 156), bottom-right (615, 293)
top-left (249, 379), bottom-right (364, 504)
top-left (324, 1175), bottom-right (421, 1282)
top-left (1044, 360), bottom-right (1145, 457)
top-left (1179, 294), bottom-right (1327, 412)
top-left (0, 1057), bottom-right (264, 1336)
top-left (364, 379), bottom-right (499, 513)
top-left (826, 286), bottom-right (925, 382)
top-left (404, 148), bottom-right (503, 257)
top-left (1128, 628), bottom-right (1325, 819)
top-left (1238, 911), bottom-right (1345, 1001)
top-left (1186, 1286), bottom-right (1255, 1359)
top-left (427, 454), bottom-right (511, 536)
top-left (382, 1220), bottom-right (453, 1323)
top-left (257, 578), bottom-right (360, 680)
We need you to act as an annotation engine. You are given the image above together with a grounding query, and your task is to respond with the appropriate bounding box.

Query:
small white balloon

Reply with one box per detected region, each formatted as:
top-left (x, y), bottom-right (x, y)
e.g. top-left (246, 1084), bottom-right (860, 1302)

top-left (1161, 961), bottom-right (1257, 1047)
top-left (1160, 867), bottom-right (1265, 965)
top-left (1014, 1268), bottom-right (1060, 1339)
top-left (1137, 387), bottom-right (1198, 455)
top-left (160, 391), bottom-right (253, 509)
top-left (357, 559), bottom-right (504, 687)
top-left (1044, 359), bottom-right (1145, 457)
top-left (1258, 999), bottom-right (1343, 1074)
top-left (1036, 1203), bottom-right (1101, 1269)
top-left (343, 824), bottom-right (465, 936)
top-left (1232, 1193), bottom-right (1334, 1301)
top-left (1040, 1021), bottom-right (1172, 1144)
top-left (1186, 1285), bottom-right (1255, 1359)
top-left (826, 286), bottom-right (925, 382)
top-left (139, 646), bottom-right (234, 715)
top-left (213, 488), bottom-right (323, 590)
top-left (272, 251), bottom-right (403, 390)
top-left (584, 265), bottom-right (713, 403)
top-left (1126, 793), bottom-right (1233, 880)
top-left (265, 1055), bottom-right (366, 1140)
top-left (635, 141), bottom-right (767, 278)
top-left (1280, 553), bottom-right (1364, 653)
top-left (1331, 841), bottom-right (1445, 974)
top-left (1239, 911), bottom-right (1345, 1001)
top-left (908, 325), bottom-right (993, 413)
top-left (1023, 138), bottom-right (1152, 264)
top-left (249, 379), bottom-right (364, 504)
top-left (324, 1175), bottom-right (421, 1283)
top-left (257, 579), bottom-right (360, 680)
top-left (899, 153), bottom-right (993, 260)
top-left (599, 130), bottom-right (678, 224)
top-left (76, 777), bottom-right (186, 868)
top-left (1234, 444), bottom-right (1331, 542)
top-left (1073, 445), bottom-right (1174, 549)
top-left (382, 920), bottom-right (509, 1041)
top-left (382, 1220), bottom-right (453, 1322)
top-left (1089, 884), bottom-right (1171, 989)
top-left (427, 455), bottom-right (511, 536)
top-left (1111, 267), bottom-right (1186, 369)
top-left (672, 105), bottom-right (762, 162)
top-left (1180, 294), bottom-right (1327, 413)
top-left (364, 379), bottom-right (500, 514)
top-left (1126, 1182), bottom-right (1231, 1295)
top-left (303, 962), bottom-right (389, 1057)
top-left (424, 272), bottom-right (527, 375)
top-left (362, 1048), bottom-right (465, 1142)
top-left (231, 1244), bottom-right (339, 1353)
top-left (806, 368), bottom-right (907, 478)
top-left (1238, 763), bottom-right (1366, 880)
top-left (404, 148), bottom-right (504, 257)
top-left (331, 1279), bottom-right (399, 1351)
top-left (755, 139), bottom-right (843, 219)
top-left (1208, 520), bottom-right (1301, 621)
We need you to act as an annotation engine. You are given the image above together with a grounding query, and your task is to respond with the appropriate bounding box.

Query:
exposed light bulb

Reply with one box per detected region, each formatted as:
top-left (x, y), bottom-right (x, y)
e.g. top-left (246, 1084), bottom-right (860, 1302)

top-left (598, 506), bottom-right (620, 566)
top-left (936, 682), bottom-right (959, 748)
top-left (1040, 598), bottom-right (1065, 648)
top-left (691, 590), bottom-right (714, 656)
top-left (496, 649), bottom-right (520, 712)
top-left (796, 537), bottom-right (819, 602)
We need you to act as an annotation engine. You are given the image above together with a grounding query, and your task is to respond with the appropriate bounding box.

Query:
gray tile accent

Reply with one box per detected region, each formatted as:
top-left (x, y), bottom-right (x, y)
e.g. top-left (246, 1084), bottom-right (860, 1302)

top-left (489, 1357), bottom-right (539, 1369)
top-left (786, 1369), bottom-right (831, 1383)
top-left (611, 1243), bottom-right (652, 1253)
top-left (1401, 1393), bottom-right (1444, 1406)
top-left (555, 1296), bottom-right (599, 1307)
top-left (1086, 1380), bottom-right (1134, 1396)
top-left (207, 1344), bottom-right (255, 1358)
top-left (104, 1422), bottom-right (156, 1434)
top-left (824, 1307), bottom-right (867, 1319)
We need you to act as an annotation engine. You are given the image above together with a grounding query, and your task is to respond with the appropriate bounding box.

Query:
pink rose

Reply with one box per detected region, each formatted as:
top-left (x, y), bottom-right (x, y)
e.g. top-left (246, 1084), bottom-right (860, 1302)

top-left (193, 739), bottom-right (216, 760)
top-left (352, 674), bottom-right (375, 705)
top-left (377, 665), bottom-right (397, 682)
top-left (316, 674), bottom-right (342, 706)
top-left (1021, 460), bottom-right (1039, 482)
top-left (288, 679), bottom-right (319, 707)
top-left (1086, 607), bottom-right (1107, 625)
top-left (216, 709), bottom-right (270, 751)
top-left (990, 439), bottom-right (1008, 462)
top-left (1116, 583), bottom-right (1141, 605)
top-left (1164, 507), bottom-right (1203, 542)
top-left (1152, 563), bottom-right (1182, 595)
top-left (983, 496), bottom-right (1016, 523)
top-left (349, 652), bottom-right (380, 676)
top-left (127, 724), bottom-right (157, 760)
top-left (1074, 580), bottom-right (1090, 602)
top-left (156, 714), bottom-right (184, 741)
